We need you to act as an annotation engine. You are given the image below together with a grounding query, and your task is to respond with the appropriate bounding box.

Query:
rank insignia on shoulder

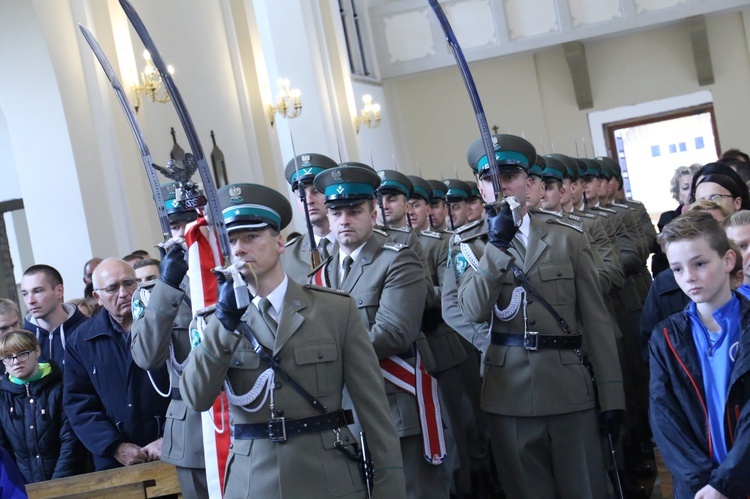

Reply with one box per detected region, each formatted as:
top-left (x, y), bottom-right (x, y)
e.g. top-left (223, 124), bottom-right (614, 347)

top-left (454, 253), bottom-right (469, 278)
top-left (546, 218), bottom-right (583, 233)
top-left (531, 208), bottom-right (562, 218)
top-left (420, 230), bottom-right (443, 239)
top-left (305, 284), bottom-right (347, 296)
top-left (566, 213), bottom-right (582, 223)
top-left (383, 242), bottom-right (408, 252)
top-left (373, 228), bottom-right (388, 237)
top-left (455, 219), bottom-right (482, 234)
top-left (285, 235), bottom-right (303, 247)
top-left (574, 211), bottom-right (597, 219)
top-left (387, 225), bottom-right (411, 233)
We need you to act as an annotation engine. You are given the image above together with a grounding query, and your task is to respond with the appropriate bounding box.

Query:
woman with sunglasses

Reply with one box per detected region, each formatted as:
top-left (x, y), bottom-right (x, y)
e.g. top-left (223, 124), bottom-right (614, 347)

top-left (0, 330), bottom-right (84, 483)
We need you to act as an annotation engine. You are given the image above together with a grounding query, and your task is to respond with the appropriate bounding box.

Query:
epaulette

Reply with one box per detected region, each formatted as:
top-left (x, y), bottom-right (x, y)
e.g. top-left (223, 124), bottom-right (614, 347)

top-left (455, 219), bottom-right (482, 234)
top-left (306, 256), bottom-right (332, 278)
top-left (611, 202), bottom-right (634, 210)
top-left (386, 225), bottom-right (411, 233)
top-left (592, 206), bottom-right (617, 214)
top-left (137, 279), bottom-right (158, 291)
top-left (546, 218), bottom-right (583, 233)
top-left (304, 284), bottom-right (348, 296)
top-left (573, 211), bottom-right (597, 219)
top-left (459, 231), bottom-right (488, 244)
top-left (373, 228), bottom-right (388, 237)
top-left (383, 242), bottom-right (408, 252)
top-left (419, 230), bottom-right (443, 240)
top-left (625, 199), bottom-right (643, 206)
top-left (565, 213), bottom-right (582, 223)
top-left (531, 208), bottom-right (563, 219)
top-left (285, 234), bottom-right (303, 247)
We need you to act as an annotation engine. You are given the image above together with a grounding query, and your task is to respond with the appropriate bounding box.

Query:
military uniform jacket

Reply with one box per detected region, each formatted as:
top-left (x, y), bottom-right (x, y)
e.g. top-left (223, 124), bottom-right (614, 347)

top-left (325, 231), bottom-right (427, 437)
top-left (282, 233), bottom-right (323, 285)
top-left (180, 280), bottom-right (406, 498)
top-left (130, 279), bottom-right (204, 469)
top-left (455, 212), bottom-right (625, 416)
top-left (418, 230), bottom-right (468, 373)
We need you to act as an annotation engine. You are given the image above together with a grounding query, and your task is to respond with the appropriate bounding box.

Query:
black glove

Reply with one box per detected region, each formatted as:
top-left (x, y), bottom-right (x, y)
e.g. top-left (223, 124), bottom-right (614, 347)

top-left (213, 273), bottom-right (250, 332)
top-left (599, 410), bottom-right (623, 441)
top-left (486, 201), bottom-right (519, 250)
top-left (158, 245), bottom-right (189, 289)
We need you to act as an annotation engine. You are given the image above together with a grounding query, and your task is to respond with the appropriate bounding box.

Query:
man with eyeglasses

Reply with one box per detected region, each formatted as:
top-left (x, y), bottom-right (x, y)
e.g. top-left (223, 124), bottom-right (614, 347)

top-left (63, 258), bottom-right (170, 471)
top-left (0, 299), bottom-right (20, 337)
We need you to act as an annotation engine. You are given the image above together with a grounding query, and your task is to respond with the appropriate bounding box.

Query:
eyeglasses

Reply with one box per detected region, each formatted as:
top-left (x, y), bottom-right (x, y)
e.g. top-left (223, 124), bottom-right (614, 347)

top-left (1, 351), bottom-right (31, 366)
top-left (700, 194), bottom-right (735, 202)
top-left (95, 278), bottom-right (138, 295)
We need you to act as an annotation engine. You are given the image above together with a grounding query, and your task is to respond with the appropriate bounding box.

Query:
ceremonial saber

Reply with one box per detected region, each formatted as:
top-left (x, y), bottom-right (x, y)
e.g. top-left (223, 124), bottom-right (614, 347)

top-left (78, 25), bottom-right (171, 241)
top-left (427, 0), bottom-right (501, 202)
top-left (119, 0), bottom-right (232, 267)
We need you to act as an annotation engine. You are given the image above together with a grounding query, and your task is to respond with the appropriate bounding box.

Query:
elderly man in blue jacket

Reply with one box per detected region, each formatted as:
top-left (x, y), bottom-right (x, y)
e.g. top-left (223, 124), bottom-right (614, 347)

top-left (63, 258), bottom-right (170, 470)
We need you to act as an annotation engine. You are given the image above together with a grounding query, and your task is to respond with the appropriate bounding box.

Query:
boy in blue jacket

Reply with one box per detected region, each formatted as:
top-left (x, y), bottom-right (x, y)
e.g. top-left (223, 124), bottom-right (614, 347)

top-left (650, 211), bottom-right (750, 498)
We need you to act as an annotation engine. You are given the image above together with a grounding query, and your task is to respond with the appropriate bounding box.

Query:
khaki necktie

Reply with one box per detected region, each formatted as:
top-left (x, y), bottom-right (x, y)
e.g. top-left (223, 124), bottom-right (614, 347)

top-left (340, 256), bottom-right (353, 285)
top-left (318, 238), bottom-right (330, 260)
top-left (258, 298), bottom-right (278, 335)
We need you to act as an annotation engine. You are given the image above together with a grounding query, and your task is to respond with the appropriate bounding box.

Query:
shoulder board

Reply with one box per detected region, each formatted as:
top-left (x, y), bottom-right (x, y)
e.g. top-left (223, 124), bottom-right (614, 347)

top-left (459, 231), bottom-right (488, 244)
top-left (531, 208), bottom-right (563, 219)
top-left (383, 242), bottom-right (408, 252)
top-left (285, 234), bottom-right (303, 247)
top-left (565, 213), bottom-right (582, 223)
top-left (455, 219), bottom-right (482, 234)
top-left (546, 218), bottom-right (583, 233)
top-left (573, 210), bottom-right (597, 219)
top-left (593, 206), bottom-right (617, 214)
top-left (387, 225), bottom-right (411, 233)
top-left (138, 279), bottom-right (158, 291)
top-left (373, 228), bottom-right (388, 237)
top-left (611, 202), bottom-right (634, 210)
top-left (419, 230), bottom-right (443, 240)
top-left (625, 199), bottom-right (643, 206)
top-left (304, 284), bottom-right (348, 296)
top-left (306, 256), bottom-right (332, 277)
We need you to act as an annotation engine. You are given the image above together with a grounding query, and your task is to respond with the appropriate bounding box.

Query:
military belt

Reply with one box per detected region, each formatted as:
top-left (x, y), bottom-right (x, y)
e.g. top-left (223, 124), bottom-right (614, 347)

top-left (491, 331), bottom-right (582, 350)
top-left (234, 409), bottom-right (353, 442)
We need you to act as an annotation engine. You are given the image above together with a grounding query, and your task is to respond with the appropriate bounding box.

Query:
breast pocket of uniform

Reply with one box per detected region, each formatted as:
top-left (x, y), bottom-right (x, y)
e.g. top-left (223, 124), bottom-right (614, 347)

top-left (352, 288), bottom-right (379, 326)
top-left (538, 263), bottom-right (575, 305)
top-left (294, 342), bottom-right (339, 397)
top-left (226, 346), bottom-right (262, 396)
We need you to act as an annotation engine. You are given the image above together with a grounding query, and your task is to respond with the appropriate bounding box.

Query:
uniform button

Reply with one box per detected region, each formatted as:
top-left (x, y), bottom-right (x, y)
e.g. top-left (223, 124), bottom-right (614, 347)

top-left (169, 411), bottom-right (173, 416)
top-left (171, 301), bottom-right (178, 307)
top-left (358, 300), bottom-right (363, 305)
top-left (527, 299), bottom-right (534, 305)
top-left (275, 409), bottom-right (284, 417)
top-left (273, 355), bottom-right (281, 363)
top-left (173, 322), bottom-right (179, 328)
top-left (317, 352), bottom-right (324, 360)
top-left (36, 455), bottom-right (40, 459)
top-left (235, 360), bottom-right (243, 366)
top-left (128, 403), bottom-right (133, 408)
top-left (29, 425), bottom-right (34, 430)
top-left (529, 320), bottom-right (536, 326)
top-left (556, 271), bottom-right (562, 277)
top-left (223, 348), bottom-right (232, 355)
top-left (274, 382), bottom-right (282, 390)
top-left (229, 443), bottom-right (233, 449)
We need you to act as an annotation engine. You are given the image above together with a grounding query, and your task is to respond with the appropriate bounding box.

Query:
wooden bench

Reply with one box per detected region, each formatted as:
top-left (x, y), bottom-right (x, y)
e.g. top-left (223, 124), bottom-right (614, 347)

top-left (26, 461), bottom-right (181, 499)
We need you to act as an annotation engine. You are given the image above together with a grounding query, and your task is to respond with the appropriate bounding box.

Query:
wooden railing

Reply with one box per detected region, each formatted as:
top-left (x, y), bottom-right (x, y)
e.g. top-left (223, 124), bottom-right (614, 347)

top-left (25, 461), bottom-right (181, 499)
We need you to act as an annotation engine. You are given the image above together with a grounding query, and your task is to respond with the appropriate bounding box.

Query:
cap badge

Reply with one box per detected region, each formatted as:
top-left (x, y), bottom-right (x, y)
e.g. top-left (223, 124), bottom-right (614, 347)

top-left (378, 171), bottom-right (386, 179)
top-left (336, 186), bottom-right (345, 194)
top-left (331, 170), bottom-right (342, 181)
top-left (301, 154), bottom-right (311, 163)
top-left (229, 186), bottom-right (243, 203)
top-left (302, 168), bottom-right (313, 176)
top-left (170, 199), bottom-right (179, 208)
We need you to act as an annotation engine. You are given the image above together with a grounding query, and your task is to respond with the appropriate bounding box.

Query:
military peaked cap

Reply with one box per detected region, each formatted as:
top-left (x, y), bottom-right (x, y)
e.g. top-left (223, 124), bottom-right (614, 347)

top-left (466, 134), bottom-right (536, 178)
top-left (217, 183), bottom-right (293, 232)
top-left (285, 153), bottom-right (337, 190)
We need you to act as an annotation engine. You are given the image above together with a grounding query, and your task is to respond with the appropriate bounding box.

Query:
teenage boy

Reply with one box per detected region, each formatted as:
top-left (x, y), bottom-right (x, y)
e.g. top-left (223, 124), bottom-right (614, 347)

top-left (650, 211), bottom-right (750, 498)
top-left (725, 210), bottom-right (750, 297)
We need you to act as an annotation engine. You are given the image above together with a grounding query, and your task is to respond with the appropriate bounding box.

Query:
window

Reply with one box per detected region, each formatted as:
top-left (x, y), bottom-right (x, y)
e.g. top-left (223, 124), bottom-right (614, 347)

top-left (679, 142), bottom-right (687, 152)
top-left (668, 144), bottom-right (677, 154)
top-left (651, 145), bottom-right (661, 157)
top-left (695, 136), bottom-right (705, 149)
top-left (339, 0), bottom-right (374, 78)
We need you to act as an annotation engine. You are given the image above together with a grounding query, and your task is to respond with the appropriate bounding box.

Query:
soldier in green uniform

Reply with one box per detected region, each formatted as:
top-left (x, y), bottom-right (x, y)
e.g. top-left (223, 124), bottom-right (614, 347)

top-left (525, 155), bottom-right (546, 211)
top-left (444, 179), bottom-right (471, 230)
top-left (453, 135), bottom-right (625, 498)
top-left (465, 180), bottom-right (485, 223)
top-left (427, 180), bottom-right (450, 232)
top-left (179, 183), bottom-right (406, 498)
top-left (130, 183), bottom-right (205, 498)
top-left (408, 174), bottom-right (488, 496)
top-left (280, 153), bottom-right (337, 284)
top-left (314, 166), bottom-right (450, 498)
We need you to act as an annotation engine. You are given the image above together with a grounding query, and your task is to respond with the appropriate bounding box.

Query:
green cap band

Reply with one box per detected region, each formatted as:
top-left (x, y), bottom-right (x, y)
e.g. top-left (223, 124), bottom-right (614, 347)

top-left (541, 167), bottom-right (563, 181)
top-left (324, 182), bottom-right (375, 198)
top-left (378, 179), bottom-right (410, 197)
top-left (477, 150), bottom-right (530, 172)
top-left (446, 188), bottom-right (468, 200)
top-left (289, 166), bottom-right (325, 184)
top-left (412, 185), bottom-right (431, 201)
top-left (222, 205), bottom-right (281, 229)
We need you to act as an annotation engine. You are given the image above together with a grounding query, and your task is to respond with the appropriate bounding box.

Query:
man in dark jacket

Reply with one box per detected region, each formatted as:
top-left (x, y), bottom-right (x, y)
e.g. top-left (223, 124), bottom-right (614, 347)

top-left (21, 265), bottom-right (88, 368)
top-left (63, 258), bottom-right (169, 471)
top-left (650, 212), bottom-right (750, 498)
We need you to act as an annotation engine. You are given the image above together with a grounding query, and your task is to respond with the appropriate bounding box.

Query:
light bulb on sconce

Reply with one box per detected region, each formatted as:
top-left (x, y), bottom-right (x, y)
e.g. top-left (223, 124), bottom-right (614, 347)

top-left (354, 94), bottom-right (381, 133)
top-left (133, 49), bottom-right (173, 112)
top-left (267, 78), bottom-right (303, 126)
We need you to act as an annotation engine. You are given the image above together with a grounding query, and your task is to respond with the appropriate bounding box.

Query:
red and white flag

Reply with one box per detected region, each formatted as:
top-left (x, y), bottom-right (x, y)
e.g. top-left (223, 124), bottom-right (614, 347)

top-left (185, 217), bottom-right (231, 497)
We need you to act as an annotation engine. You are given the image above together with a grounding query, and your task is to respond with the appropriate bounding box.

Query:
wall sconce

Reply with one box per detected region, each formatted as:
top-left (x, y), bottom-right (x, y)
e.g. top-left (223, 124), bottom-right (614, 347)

top-left (133, 50), bottom-right (173, 112)
top-left (267, 78), bottom-right (302, 126)
top-left (354, 94), bottom-right (381, 133)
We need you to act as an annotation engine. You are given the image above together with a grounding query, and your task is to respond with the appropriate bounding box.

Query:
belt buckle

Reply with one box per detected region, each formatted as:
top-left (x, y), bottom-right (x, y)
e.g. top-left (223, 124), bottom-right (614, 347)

top-left (268, 417), bottom-right (287, 442)
top-left (523, 331), bottom-right (539, 351)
